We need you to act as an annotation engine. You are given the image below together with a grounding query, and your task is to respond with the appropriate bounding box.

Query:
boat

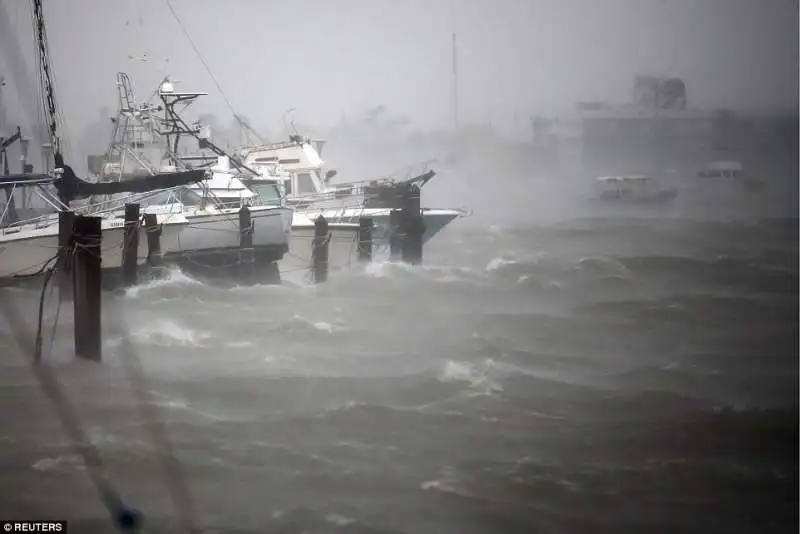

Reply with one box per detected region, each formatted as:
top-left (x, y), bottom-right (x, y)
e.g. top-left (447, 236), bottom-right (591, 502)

top-left (0, 171), bottom-right (190, 280)
top-left (1, 45), bottom-right (199, 284)
top-left (697, 160), bottom-right (764, 191)
top-left (87, 74), bottom-right (293, 273)
top-left (237, 165), bottom-right (359, 278)
top-left (593, 175), bottom-right (678, 204)
top-left (237, 134), bottom-right (467, 258)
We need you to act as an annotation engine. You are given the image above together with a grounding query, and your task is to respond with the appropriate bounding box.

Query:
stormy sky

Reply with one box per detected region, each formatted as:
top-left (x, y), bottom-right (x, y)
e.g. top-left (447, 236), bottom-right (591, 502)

top-left (2, 0), bottom-right (797, 145)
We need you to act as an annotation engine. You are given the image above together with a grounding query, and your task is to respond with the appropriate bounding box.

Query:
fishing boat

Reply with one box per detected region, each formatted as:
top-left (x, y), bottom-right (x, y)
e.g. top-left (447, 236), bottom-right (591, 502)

top-left (0, 10), bottom-right (202, 284)
top-left (592, 174), bottom-right (678, 204)
top-left (237, 134), bottom-right (467, 257)
top-left (87, 74), bottom-right (294, 271)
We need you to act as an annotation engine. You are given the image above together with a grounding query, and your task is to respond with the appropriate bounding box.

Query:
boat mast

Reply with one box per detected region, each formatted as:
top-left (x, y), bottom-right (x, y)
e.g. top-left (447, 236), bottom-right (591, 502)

top-left (31, 0), bottom-right (61, 170)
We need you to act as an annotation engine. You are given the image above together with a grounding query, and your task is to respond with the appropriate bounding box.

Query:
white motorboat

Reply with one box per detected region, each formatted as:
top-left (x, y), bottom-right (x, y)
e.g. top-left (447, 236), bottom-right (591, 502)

top-left (237, 135), bottom-right (466, 257)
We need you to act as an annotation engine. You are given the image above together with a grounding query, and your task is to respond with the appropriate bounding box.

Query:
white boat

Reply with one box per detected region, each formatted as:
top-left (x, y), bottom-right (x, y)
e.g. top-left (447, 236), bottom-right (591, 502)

top-left (0, 173), bottom-right (189, 280)
top-left (88, 75), bottom-right (293, 268)
top-left (237, 135), bottom-right (466, 258)
top-left (593, 174), bottom-right (678, 204)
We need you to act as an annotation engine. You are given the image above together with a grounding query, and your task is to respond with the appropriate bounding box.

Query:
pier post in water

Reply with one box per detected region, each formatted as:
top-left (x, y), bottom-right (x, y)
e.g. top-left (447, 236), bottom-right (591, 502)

top-left (358, 217), bottom-right (373, 263)
top-left (388, 209), bottom-right (402, 261)
top-left (313, 214), bottom-right (329, 284)
top-left (402, 212), bottom-right (425, 265)
top-left (72, 215), bottom-right (102, 362)
top-left (122, 203), bottom-right (140, 287)
top-left (143, 213), bottom-right (163, 268)
top-left (57, 210), bottom-right (75, 299)
top-left (401, 184), bottom-right (424, 265)
top-left (238, 205), bottom-right (255, 285)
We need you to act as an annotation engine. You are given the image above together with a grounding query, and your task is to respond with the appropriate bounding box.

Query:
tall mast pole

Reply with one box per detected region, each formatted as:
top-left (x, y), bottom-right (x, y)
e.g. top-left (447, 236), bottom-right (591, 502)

top-left (32, 0), bottom-right (61, 167)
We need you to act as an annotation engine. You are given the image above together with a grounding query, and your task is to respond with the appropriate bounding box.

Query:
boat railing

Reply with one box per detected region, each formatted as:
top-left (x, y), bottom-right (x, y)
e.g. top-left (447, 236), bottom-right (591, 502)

top-left (76, 188), bottom-right (186, 218)
top-left (0, 212), bottom-right (59, 236)
top-left (0, 188), bottom-right (188, 235)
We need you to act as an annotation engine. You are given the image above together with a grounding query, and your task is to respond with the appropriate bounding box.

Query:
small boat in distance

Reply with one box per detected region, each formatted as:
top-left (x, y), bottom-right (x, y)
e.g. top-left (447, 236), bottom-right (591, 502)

top-left (593, 175), bottom-right (678, 204)
top-left (697, 160), bottom-right (764, 191)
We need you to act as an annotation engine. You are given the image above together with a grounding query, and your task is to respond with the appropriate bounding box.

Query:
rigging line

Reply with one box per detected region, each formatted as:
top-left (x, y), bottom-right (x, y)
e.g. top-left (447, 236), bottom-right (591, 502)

top-left (163, 0), bottom-right (261, 140)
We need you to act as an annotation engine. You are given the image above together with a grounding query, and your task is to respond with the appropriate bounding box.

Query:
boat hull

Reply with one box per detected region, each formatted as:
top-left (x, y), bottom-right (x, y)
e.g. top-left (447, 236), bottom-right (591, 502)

top-left (0, 214), bottom-right (187, 279)
top-left (279, 223), bottom-right (361, 279)
top-left (147, 206), bottom-right (292, 282)
top-left (297, 208), bottom-right (461, 247)
top-left (165, 205), bottom-right (292, 252)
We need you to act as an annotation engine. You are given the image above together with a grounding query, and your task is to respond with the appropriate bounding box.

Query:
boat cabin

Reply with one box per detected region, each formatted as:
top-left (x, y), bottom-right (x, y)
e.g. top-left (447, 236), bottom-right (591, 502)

top-left (239, 137), bottom-right (335, 197)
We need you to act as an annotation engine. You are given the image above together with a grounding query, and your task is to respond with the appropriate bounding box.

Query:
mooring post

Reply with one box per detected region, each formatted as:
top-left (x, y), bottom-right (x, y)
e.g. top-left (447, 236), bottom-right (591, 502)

top-left (313, 214), bottom-right (329, 283)
top-left (358, 217), bottom-right (373, 263)
top-left (238, 205), bottom-right (255, 285)
top-left (388, 209), bottom-right (402, 261)
top-left (122, 203), bottom-right (140, 287)
top-left (400, 184), bottom-right (424, 265)
top-left (72, 215), bottom-right (102, 362)
top-left (402, 213), bottom-right (425, 265)
top-left (143, 213), bottom-right (163, 268)
top-left (57, 210), bottom-right (75, 299)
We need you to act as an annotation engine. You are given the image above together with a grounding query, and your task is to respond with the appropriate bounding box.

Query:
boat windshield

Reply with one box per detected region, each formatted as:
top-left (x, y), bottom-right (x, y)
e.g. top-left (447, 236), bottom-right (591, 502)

top-left (139, 187), bottom-right (203, 207)
top-left (249, 183), bottom-right (283, 206)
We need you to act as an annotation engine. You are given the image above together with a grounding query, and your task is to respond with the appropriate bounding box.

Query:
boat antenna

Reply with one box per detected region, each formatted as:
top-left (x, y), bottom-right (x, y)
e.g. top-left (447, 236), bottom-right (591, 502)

top-left (163, 0), bottom-right (265, 143)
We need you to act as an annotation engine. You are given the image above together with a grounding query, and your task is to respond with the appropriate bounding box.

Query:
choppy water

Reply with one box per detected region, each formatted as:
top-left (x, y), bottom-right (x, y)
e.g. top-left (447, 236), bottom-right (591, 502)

top-left (0, 217), bottom-right (797, 533)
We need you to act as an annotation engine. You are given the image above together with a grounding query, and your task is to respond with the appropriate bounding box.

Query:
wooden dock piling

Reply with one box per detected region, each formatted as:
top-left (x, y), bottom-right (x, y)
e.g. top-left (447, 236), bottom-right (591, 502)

top-left (238, 205), bottom-right (255, 285)
top-left (72, 215), bottom-right (102, 362)
top-left (313, 215), bottom-right (329, 283)
top-left (57, 210), bottom-right (74, 299)
top-left (401, 184), bottom-right (424, 265)
top-left (402, 213), bottom-right (425, 265)
top-left (122, 203), bottom-right (140, 287)
top-left (389, 209), bottom-right (402, 261)
top-left (143, 213), bottom-right (163, 268)
top-left (358, 217), bottom-right (373, 263)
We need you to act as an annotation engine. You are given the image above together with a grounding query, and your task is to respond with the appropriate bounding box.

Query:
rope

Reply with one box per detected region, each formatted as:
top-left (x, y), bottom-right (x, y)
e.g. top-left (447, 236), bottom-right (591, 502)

top-left (163, 0), bottom-right (260, 143)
